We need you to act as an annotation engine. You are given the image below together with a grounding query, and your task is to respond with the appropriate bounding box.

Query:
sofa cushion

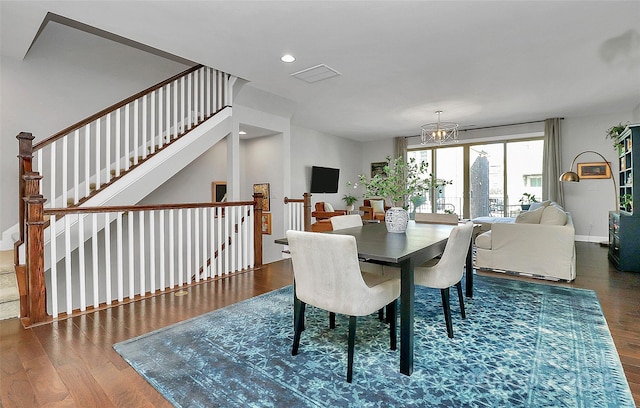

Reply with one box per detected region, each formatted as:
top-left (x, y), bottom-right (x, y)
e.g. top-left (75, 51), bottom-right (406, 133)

top-left (529, 200), bottom-right (551, 211)
top-left (540, 205), bottom-right (568, 225)
top-left (370, 199), bottom-right (385, 214)
top-left (515, 206), bottom-right (544, 224)
top-left (324, 202), bottom-right (335, 212)
top-left (475, 231), bottom-right (492, 249)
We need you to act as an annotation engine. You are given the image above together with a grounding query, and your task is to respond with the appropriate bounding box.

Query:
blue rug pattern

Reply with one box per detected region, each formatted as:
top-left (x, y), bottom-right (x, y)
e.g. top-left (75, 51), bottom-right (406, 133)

top-left (114, 275), bottom-right (634, 407)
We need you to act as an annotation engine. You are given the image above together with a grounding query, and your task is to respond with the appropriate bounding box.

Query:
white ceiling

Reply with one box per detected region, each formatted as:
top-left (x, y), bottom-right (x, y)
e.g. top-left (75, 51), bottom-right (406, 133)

top-left (2, 1), bottom-right (640, 142)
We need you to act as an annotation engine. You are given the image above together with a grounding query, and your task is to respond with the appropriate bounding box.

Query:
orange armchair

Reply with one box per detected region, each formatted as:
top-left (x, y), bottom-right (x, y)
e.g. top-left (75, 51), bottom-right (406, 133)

top-left (311, 202), bottom-right (347, 220)
top-left (359, 199), bottom-right (390, 221)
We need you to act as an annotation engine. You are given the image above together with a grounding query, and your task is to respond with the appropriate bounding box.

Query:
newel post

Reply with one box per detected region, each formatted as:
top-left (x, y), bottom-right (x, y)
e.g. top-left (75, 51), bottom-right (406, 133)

top-left (303, 193), bottom-right (312, 232)
top-left (253, 192), bottom-right (264, 267)
top-left (16, 132), bottom-right (35, 264)
top-left (24, 172), bottom-right (47, 324)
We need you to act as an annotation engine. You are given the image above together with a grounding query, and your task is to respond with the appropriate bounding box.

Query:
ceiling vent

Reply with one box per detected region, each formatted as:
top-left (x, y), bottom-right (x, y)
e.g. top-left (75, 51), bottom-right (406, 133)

top-left (291, 64), bottom-right (341, 83)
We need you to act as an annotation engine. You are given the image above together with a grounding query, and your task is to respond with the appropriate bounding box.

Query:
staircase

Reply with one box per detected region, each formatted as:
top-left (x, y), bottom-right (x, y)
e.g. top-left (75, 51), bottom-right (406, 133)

top-left (0, 251), bottom-right (19, 320)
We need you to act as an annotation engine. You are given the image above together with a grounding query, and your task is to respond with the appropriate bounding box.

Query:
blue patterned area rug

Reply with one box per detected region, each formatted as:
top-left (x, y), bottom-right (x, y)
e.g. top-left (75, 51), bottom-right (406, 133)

top-left (114, 275), bottom-right (634, 407)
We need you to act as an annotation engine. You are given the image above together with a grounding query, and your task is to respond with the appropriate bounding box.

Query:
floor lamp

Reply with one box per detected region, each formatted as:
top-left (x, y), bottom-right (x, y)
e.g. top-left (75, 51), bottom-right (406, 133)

top-left (559, 150), bottom-right (619, 211)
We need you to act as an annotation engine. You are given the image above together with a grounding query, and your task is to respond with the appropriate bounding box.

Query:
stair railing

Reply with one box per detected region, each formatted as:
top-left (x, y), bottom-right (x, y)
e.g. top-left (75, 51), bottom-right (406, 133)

top-left (284, 193), bottom-right (312, 231)
top-left (22, 170), bottom-right (263, 326)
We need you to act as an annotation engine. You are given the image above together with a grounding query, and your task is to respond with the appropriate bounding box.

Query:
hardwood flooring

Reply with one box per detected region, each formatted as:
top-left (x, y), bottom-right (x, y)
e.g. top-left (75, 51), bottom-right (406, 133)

top-left (1, 242), bottom-right (639, 407)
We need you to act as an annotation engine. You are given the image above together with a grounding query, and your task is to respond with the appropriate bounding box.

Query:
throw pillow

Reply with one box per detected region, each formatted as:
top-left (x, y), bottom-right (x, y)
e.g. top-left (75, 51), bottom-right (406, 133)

top-left (540, 206), bottom-right (567, 225)
top-left (515, 206), bottom-right (544, 224)
top-left (324, 202), bottom-right (335, 212)
top-left (370, 199), bottom-right (385, 214)
top-left (528, 200), bottom-right (551, 212)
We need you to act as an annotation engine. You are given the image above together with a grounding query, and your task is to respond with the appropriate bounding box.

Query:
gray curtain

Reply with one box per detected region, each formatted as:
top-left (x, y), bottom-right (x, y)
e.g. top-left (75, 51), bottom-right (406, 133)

top-left (394, 136), bottom-right (407, 162)
top-left (543, 118), bottom-right (563, 206)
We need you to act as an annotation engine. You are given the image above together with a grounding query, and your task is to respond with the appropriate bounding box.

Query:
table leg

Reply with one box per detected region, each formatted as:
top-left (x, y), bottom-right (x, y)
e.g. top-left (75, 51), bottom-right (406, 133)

top-left (465, 239), bottom-right (473, 298)
top-left (400, 258), bottom-right (414, 376)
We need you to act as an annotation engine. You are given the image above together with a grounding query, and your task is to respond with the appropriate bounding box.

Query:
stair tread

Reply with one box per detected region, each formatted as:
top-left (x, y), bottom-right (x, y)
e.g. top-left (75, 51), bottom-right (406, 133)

top-left (0, 285), bottom-right (19, 302)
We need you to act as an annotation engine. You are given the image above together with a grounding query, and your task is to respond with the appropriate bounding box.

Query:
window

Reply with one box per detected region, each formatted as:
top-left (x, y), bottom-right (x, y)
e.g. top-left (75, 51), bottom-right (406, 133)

top-left (409, 137), bottom-right (544, 219)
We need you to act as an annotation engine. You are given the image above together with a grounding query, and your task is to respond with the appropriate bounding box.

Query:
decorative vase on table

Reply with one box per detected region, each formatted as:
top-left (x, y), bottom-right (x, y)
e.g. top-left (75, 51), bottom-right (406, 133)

top-left (385, 207), bottom-right (409, 233)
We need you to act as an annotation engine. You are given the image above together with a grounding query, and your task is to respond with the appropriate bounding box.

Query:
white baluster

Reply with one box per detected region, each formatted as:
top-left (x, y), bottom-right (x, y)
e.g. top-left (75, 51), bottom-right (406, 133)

top-left (92, 213), bottom-right (99, 308)
top-left (186, 209), bottom-right (192, 283)
top-left (139, 211), bottom-right (145, 296)
top-left (249, 206), bottom-right (255, 268)
top-left (73, 130), bottom-right (79, 205)
top-left (84, 124), bottom-right (90, 198)
top-left (206, 68), bottom-right (211, 117)
top-left (165, 84), bottom-right (170, 144)
top-left (133, 98), bottom-right (139, 165)
top-left (173, 79), bottom-right (178, 139)
top-left (50, 214), bottom-right (58, 317)
top-left (159, 210), bottom-right (165, 290)
top-left (169, 209), bottom-right (175, 288)
top-left (125, 104), bottom-right (130, 171)
top-left (78, 214), bottom-right (87, 311)
top-left (95, 118), bottom-right (101, 190)
top-left (217, 206), bottom-right (222, 276)
top-left (194, 208), bottom-right (199, 282)
top-left (202, 208), bottom-right (208, 279)
top-left (117, 212), bottom-right (124, 302)
top-left (210, 207), bottom-right (216, 277)
top-left (180, 76), bottom-right (185, 134)
top-left (115, 109), bottom-right (121, 177)
top-left (200, 67), bottom-right (205, 119)
top-left (149, 210), bottom-right (155, 293)
top-left (65, 214), bottom-right (72, 313)
top-left (150, 91), bottom-right (156, 154)
top-left (128, 211), bottom-right (134, 299)
top-left (242, 206), bottom-right (248, 270)
top-left (224, 206), bottom-right (229, 274)
top-left (105, 113), bottom-right (111, 185)
top-left (142, 95), bottom-right (147, 159)
top-left (158, 87), bottom-right (163, 149)
top-left (178, 209), bottom-right (184, 285)
top-left (36, 150), bottom-right (43, 196)
top-left (104, 212), bottom-right (112, 305)
top-left (50, 142), bottom-right (56, 207)
top-left (193, 69), bottom-right (199, 123)
top-left (187, 73), bottom-right (192, 130)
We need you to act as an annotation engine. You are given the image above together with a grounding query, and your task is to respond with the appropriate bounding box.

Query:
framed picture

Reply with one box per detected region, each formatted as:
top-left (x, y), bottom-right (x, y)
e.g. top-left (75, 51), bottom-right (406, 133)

top-left (253, 183), bottom-right (270, 211)
top-left (211, 181), bottom-right (227, 202)
top-left (371, 162), bottom-right (386, 178)
top-left (577, 162), bottom-right (611, 179)
top-left (261, 212), bottom-right (272, 235)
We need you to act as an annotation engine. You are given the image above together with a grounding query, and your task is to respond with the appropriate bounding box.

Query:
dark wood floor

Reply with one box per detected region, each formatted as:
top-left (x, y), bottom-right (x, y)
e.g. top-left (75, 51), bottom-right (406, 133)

top-left (1, 242), bottom-right (639, 407)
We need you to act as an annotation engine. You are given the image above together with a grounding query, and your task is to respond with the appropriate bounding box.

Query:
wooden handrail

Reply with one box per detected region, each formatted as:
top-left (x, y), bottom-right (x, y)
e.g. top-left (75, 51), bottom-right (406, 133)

top-left (33, 64), bottom-right (206, 151)
top-left (43, 200), bottom-right (257, 216)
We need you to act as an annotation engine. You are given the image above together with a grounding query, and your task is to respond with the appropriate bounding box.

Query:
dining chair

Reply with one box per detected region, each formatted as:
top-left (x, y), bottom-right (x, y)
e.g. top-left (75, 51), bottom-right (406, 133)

top-left (330, 214), bottom-right (386, 323)
top-left (286, 230), bottom-right (400, 383)
top-left (386, 221), bottom-right (473, 338)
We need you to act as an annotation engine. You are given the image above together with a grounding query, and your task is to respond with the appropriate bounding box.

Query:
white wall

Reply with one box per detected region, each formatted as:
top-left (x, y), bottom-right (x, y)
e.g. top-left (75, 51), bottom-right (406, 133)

top-left (561, 112), bottom-right (635, 242)
top-left (290, 125), bottom-right (368, 210)
top-left (0, 21), bottom-right (190, 233)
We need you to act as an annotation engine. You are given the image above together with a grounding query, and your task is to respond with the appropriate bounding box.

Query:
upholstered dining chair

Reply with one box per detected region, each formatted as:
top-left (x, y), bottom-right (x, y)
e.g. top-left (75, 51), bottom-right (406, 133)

top-left (286, 230), bottom-right (400, 383)
top-left (386, 221), bottom-right (473, 338)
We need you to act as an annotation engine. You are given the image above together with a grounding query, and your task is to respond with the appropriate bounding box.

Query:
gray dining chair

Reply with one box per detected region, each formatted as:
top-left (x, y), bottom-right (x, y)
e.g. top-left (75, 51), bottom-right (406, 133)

top-left (286, 230), bottom-right (400, 383)
top-left (386, 221), bottom-right (473, 338)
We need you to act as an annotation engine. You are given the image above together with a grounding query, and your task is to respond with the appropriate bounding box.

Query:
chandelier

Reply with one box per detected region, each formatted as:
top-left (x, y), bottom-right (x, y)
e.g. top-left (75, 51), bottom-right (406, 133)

top-left (420, 110), bottom-right (459, 145)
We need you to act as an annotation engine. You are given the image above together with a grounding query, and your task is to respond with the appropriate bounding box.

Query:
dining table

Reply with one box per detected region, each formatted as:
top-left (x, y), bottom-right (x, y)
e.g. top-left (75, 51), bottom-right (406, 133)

top-left (276, 220), bottom-right (474, 376)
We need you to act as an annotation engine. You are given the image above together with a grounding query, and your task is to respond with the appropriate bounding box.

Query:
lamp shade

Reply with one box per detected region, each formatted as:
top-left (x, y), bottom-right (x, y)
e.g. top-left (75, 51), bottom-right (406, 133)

top-left (559, 171), bottom-right (580, 182)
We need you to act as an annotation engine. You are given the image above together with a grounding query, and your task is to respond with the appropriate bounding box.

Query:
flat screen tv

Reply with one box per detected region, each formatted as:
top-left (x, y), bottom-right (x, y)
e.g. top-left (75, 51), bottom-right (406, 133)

top-left (310, 166), bottom-right (340, 193)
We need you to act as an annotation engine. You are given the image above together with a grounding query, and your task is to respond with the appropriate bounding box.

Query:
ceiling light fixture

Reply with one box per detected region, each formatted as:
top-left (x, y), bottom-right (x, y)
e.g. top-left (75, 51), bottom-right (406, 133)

top-left (281, 54), bottom-right (295, 63)
top-left (420, 110), bottom-right (459, 145)
top-left (239, 130), bottom-right (247, 135)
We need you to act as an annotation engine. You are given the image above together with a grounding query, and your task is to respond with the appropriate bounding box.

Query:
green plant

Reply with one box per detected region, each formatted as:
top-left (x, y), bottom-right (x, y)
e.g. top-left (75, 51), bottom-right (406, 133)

top-left (348, 156), bottom-right (451, 209)
top-left (342, 194), bottom-right (358, 206)
top-left (606, 122), bottom-right (629, 150)
top-left (519, 192), bottom-right (538, 204)
top-left (621, 194), bottom-right (633, 211)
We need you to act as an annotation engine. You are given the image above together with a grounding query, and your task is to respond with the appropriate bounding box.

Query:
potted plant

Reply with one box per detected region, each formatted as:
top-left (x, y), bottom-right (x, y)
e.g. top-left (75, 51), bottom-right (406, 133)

top-left (342, 193), bottom-right (358, 212)
top-left (349, 156), bottom-right (451, 232)
top-left (606, 122), bottom-right (629, 152)
top-left (621, 193), bottom-right (633, 212)
top-left (519, 193), bottom-right (538, 211)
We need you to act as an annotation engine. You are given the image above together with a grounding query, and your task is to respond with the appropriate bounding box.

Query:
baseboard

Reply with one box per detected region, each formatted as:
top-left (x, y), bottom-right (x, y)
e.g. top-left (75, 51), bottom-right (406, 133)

top-left (574, 234), bottom-right (608, 244)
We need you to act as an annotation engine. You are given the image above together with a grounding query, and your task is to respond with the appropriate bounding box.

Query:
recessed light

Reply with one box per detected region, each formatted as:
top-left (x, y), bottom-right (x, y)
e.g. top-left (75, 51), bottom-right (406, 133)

top-left (239, 131), bottom-right (247, 135)
top-left (281, 54), bottom-right (296, 63)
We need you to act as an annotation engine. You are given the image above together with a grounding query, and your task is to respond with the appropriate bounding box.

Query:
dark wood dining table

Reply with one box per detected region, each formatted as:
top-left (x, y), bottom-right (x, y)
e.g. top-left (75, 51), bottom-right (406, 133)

top-left (276, 220), bottom-right (474, 376)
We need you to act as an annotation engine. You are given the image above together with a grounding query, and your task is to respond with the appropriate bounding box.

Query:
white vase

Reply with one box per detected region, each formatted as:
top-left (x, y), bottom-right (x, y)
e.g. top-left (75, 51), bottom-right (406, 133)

top-left (385, 207), bottom-right (409, 233)
top-left (346, 204), bottom-right (354, 212)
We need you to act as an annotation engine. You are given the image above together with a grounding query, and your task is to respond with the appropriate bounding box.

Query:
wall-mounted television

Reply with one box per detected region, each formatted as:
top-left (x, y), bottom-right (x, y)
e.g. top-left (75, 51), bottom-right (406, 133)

top-left (310, 166), bottom-right (340, 193)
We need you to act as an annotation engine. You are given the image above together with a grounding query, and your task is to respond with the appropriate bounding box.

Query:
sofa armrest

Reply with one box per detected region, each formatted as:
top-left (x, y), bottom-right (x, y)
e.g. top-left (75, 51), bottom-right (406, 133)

top-left (312, 210), bottom-right (347, 220)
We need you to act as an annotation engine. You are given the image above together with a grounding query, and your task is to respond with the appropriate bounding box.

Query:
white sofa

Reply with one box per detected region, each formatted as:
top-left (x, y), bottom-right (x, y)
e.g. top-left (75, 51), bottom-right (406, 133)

top-left (474, 203), bottom-right (576, 281)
